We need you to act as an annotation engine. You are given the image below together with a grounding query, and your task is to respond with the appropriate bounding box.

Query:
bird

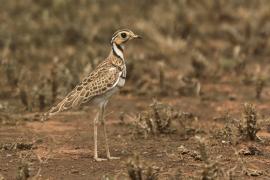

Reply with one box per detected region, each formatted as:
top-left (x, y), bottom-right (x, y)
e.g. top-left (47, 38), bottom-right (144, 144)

top-left (43, 29), bottom-right (142, 161)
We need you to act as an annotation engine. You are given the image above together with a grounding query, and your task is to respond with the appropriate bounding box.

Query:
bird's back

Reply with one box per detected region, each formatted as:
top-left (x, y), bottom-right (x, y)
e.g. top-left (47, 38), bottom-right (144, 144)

top-left (45, 54), bottom-right (125, 118)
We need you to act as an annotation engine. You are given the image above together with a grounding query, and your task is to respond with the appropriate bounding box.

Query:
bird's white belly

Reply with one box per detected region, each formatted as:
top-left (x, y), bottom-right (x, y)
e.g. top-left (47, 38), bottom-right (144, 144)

top-left (91, 87), bottom-right (119, 105)
top-left (117, 77), bottom-right (125, 87)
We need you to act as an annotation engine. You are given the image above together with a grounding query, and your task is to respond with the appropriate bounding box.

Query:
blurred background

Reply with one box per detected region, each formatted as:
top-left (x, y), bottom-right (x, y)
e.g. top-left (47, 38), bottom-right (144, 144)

top-left (0, 0), bottom-right (270, 113)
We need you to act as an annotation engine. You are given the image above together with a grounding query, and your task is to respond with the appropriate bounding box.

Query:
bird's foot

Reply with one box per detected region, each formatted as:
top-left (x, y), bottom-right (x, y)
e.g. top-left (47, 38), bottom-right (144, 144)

top-left (107, 156), bottom-right (120, 160)
top-left (94, 157), bottom-right (107, 162)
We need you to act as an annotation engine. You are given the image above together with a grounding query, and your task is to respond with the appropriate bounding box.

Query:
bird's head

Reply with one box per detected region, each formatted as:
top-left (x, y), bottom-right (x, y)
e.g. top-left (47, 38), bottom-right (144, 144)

top-left (111, 29), bottom-right (142, 45)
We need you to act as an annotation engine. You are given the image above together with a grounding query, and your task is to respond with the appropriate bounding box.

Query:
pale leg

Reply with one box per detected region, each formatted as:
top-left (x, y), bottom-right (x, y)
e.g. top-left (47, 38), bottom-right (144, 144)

top-left (100, 102), bottom-right (120, 160)
top-left (93, 108), bottom-right (106, 161)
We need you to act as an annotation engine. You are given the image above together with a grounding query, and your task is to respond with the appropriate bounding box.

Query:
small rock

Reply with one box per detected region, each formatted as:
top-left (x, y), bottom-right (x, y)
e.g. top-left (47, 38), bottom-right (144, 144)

top-left (156, 153), bottom-right (163, 157)
top-left (0, 173), bottom-right (5, 180)
top-left (35, 139), bottom-right (43, 144)
top-left (245, 169), bottom-right (263, 176)
top-left (190, 151), bottom-right (202, 161)
top-left (15, 142), bottom-right (34, 150)
top-left (221, 140), bottom-right (227, 144)
top-left (239, 146), bottom-right (263, 156)
top-left (71, 169), bottom-right (79, 174)
top-left (228, 94), bottom-right (237, 101)
top-left (177, 145), bottom-right (190, 154)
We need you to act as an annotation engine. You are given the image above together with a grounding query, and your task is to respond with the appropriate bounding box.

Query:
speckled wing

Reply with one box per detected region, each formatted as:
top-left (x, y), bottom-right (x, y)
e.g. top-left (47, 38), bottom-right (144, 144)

top-left (46, 64), bottom-right (120, 117)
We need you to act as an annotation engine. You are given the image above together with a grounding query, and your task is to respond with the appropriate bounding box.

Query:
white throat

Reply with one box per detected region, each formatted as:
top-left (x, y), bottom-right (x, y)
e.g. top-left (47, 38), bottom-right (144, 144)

top-left (112, 43), bottom-right (124, 60)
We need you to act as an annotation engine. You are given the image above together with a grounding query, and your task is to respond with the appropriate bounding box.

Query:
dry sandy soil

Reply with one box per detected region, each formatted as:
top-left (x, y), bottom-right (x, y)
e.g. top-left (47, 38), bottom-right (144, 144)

top-left (1, 82), bottom-right (270, 179)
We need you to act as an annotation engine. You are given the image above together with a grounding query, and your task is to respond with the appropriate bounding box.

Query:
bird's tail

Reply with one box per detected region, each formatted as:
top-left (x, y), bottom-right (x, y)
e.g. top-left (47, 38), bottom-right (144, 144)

top-left (41, 100), bottom-right (67, 121)
top-left (41, 90), bottom-right (84, 121)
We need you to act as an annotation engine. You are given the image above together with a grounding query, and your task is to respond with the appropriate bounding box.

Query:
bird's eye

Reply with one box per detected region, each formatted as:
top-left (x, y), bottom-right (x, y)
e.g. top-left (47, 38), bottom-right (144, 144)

top-left (121, 33), bottom-right (127, 38)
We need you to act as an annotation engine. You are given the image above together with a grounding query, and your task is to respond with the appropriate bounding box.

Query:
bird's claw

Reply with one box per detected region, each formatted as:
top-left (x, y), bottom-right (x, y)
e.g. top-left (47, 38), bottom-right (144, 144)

top-left (94, 157), bottom-right (107, 162)
top-left (107, 156), bottom-right (120, 160)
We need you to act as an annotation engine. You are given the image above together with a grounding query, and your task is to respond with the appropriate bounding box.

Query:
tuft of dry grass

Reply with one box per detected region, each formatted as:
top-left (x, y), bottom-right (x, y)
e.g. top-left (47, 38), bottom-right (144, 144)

top-left (215, 103), bottom-right (262, 143)
top-left (196, 137), bottom-right (224, 180)
top-left (134, 100), bottom-right (196, 138)
top-left (178, 76), bottom-right (201, 97)
top-left (16, 162), bottom-right (30, 180)
top-left (190, 51), bottom-right (210, 79)
top-left (19, 87), bottom-right (30, 111)
top-left (134, 100), bottom-right (176, 137)
top-left (127, 155), bottom-right (158, 180)
top-left (255, 78), bottom-right (265, 100)
top-left (238, 103), bottom-right (260, 141)
top-left (234, 148), bottom-right (264, 177)
top-left (214, 112), bottom-right (239, 145)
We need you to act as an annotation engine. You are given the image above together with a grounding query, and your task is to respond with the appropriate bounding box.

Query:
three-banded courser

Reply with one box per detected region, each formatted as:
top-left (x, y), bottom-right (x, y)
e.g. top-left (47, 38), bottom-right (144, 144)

top-left (44, 29), bottom-right (141, 161)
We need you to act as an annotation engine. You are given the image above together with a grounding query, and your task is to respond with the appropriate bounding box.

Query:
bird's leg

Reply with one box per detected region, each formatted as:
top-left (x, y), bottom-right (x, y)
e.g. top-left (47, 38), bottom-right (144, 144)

top-left (93, 108), bottom-right (106, 162)
top-left (100, 103), bottom-right (120, 160)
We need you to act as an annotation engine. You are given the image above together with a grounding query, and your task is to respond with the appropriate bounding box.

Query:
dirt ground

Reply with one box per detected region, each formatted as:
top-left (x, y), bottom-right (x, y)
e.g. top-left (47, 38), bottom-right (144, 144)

top-left (1, 82), bottom-right (270, 179)
top-left (1, 0), bottom-right (270, 179)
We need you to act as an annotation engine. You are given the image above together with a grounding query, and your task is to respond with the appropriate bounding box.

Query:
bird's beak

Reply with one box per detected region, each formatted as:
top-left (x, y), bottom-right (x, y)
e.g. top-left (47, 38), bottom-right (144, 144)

top-left (133, 34), bottom-right (142, 39)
